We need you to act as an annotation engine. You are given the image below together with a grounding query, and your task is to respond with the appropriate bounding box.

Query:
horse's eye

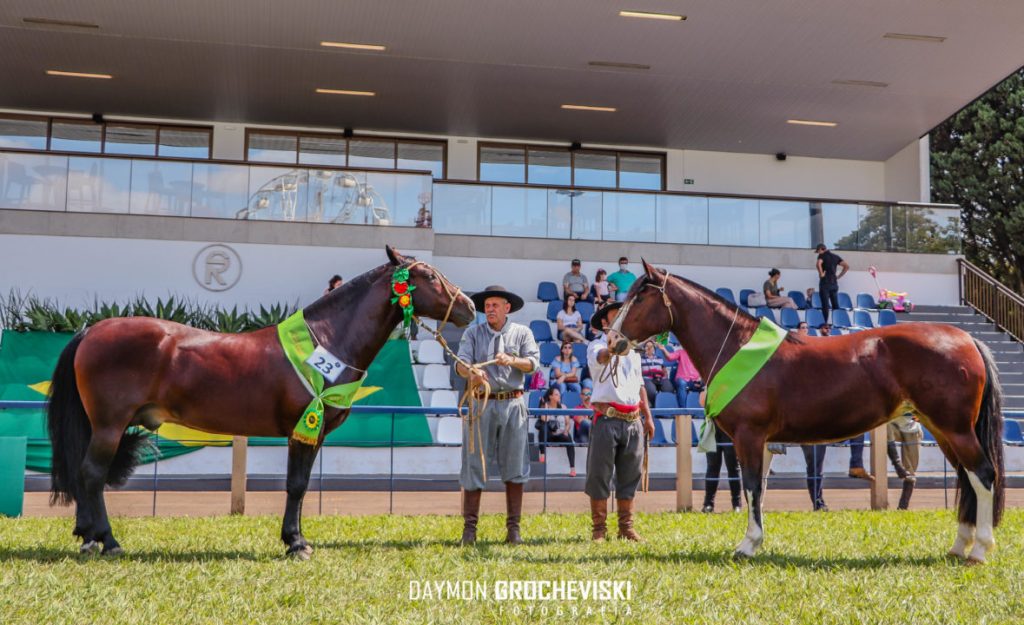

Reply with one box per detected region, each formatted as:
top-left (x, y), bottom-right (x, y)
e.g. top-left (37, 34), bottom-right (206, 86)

top-left (428, 273), bottom-right (437, 282)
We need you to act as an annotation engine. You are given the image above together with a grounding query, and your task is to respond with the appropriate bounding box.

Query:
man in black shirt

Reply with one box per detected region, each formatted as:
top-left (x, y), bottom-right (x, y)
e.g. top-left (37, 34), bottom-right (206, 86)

top-left (814, 243), bottom-right (849, 323)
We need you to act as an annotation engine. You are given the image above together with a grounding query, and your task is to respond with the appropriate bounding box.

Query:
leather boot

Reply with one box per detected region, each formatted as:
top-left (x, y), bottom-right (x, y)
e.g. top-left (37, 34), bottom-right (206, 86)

top-left (897, 478), bottom-right (915, 510)
top-left (460, 489), bottom-right (482, 546)
top-left (887, 442), bottom-right (909, 480)
top-left (504, 482), bottom-right (524, 545)
top-left (590, 498), bottom-right (608, 542)
top-left (616, 498), bottom-right (643, 542)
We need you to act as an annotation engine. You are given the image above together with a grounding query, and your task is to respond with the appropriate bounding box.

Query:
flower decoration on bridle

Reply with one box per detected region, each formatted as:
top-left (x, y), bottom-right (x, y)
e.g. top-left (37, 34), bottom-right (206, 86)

top-left (391, 266), bottom-right (416, 329)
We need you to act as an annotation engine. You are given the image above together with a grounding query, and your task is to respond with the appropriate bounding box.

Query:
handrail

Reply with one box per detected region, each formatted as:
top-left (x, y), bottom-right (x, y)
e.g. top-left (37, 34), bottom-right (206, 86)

top-left (958, 258), bottom-right (1024, 342)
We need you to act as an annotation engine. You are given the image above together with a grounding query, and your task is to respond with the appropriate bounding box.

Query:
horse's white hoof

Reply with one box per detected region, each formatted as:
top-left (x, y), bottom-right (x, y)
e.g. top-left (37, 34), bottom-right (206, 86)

top-left (80, 540), bottom-right (101, 554)
top-left (102, 546), bottom-right (124, 558)
top-left (964, 555), bottom-right (985, 566)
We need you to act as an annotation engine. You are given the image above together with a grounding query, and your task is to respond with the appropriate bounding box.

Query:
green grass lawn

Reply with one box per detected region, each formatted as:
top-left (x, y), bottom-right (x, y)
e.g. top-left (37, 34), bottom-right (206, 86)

top-left (2, 510), bottom-right (1023, 624)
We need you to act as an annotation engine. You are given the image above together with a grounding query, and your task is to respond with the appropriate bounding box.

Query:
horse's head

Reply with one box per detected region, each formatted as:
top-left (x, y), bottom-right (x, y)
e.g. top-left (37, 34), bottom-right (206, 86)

top-left (608, 259), bottom-right (675, 355)
top-left (385, 245), bottom-right (476, 328)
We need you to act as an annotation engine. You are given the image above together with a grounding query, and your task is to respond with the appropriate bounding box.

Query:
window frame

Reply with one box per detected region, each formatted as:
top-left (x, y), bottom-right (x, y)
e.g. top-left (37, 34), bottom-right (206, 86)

top-left (477, 141), bottom-right (666, 190)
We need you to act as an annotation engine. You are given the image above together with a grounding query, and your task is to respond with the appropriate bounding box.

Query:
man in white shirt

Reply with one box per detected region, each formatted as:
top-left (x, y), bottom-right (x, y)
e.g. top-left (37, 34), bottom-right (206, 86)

top-left (585, 302), bottom-right (655, 542)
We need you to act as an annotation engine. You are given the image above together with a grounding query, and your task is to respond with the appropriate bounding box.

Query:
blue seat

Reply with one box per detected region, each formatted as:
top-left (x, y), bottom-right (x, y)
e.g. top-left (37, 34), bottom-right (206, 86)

top-left (685, 392), bottom-right (702, 409)
top-left (1003, 419), bottom-right (1023, 445)
top-left (528, 390), bottom-right (543, 409)
top-left (562, 391), bottom-right (581, 409)
top-left (739, 289), bottom-right (756, 307)
top-left (812, 292), bottom-right (822, 309)
top-left (805, 309), bottom-right (826, 329)
top-left (715, 288), bottom-right (736, 304)
top-left (651, 418), bottom-right (671, 446)
top-left (838, 292), bottom-right (854, 310)
top-left (856, 292), bottom-right (877, 309)
top-left (878, 309), bottom-right (897, 327)
top-left (691, 420), bottom-right (700, 445)
top-left (807, 327), bottom-right (819, 336)
top-left (546, 300), bottom-right (562, 321)
top-left (571, 343), bottom-right (588, 367)
top-left (789, 290), bottom-right (808, 310)
top-left (655, 392), bottom-right (679, 409)
top-left (853, 310), bottom-right (874, 328)
top-left (537, 281), bottom-right (560, 302)
top-left (539, 342), bottom-right (560, 366)
top-left (669, 332), bottom-right (681, 346)
top-left (754, 307), bottom-right (776, 324)
top-left (922, 428), bottom-right (937, 446)
top-left (780, 308), bottom-right (801, 329)
top-left (576, 301), bottom-right (595, 323)
top-left (529, 320), bottom-right (553, 343)
top-left (831, 309), bottom-right (852, 328)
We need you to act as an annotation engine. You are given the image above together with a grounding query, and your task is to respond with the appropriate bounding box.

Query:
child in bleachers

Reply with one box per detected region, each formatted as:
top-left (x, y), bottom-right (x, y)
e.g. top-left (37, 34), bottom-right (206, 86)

top-left (591, 269), bottom-right (612, 307)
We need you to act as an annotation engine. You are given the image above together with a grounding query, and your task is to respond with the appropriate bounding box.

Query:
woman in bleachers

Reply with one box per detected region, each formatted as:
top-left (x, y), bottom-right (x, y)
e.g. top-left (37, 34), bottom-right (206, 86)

top-left (573, 387), bottom-right (593, 445)
top-left (556, 294), bottom-right (587, 343)
top-left (550, 341), bottom-right (583, 394)
top-left (591, 268), bottom-right (612, 308)
top-left (763, 268), bottom-right (798, 309)
top-left (658, 343), bottom-right (703, 407)
top-left (535, 386), bottom-right (576, 476)
top-left (640, 340), bottom-right (675, 405)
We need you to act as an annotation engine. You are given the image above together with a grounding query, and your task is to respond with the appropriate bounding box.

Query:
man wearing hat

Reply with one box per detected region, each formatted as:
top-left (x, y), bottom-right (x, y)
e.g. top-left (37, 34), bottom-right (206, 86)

top-left (585, 302), bottom-right (655, 542)
top-left (455, 285), bottom-right (540, 546)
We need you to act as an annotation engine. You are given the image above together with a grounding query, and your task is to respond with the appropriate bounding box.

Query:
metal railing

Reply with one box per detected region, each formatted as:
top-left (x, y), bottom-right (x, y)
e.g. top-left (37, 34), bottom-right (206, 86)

top-left (959, 258), bottom-right (1024, 342)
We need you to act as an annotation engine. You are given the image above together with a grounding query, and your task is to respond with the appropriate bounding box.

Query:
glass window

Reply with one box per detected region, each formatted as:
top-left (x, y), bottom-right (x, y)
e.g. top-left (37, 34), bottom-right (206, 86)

top-left (245, 166), bottom-right (308, 221)
top-left (247, 132), bottom-right (297, 164)
top-left (708, 197), bottom-right (759, 246)
top-left (299, 135), bottom-right (346, 167)
top-left (568, 189), bottom-right (603, 240)
top-left (572, 151), bottom-right (616, 188)
top-left (618, 154), bottom-right (663, 190)
top-left (0, 117), bottom-right (48, 150)
top-left (431, 183), bottom-right (492, 235)
top-left (51, 121), bottom-right (102, 153)
top-left (0, 152), bottom-right (68, 211)
top-left (907, 206), bottom-right (961, 254)
top-left (397, 142), bottom-right (444, 178)
top-left (191, 163), bottom-right (250, 219)
top-left (129, 160), bottom-right (194, 217)
top-left (480, 145), bottom-right (525, 183)
top-left (492, 186), bottom-right (549, 237)
top-left (656, 195), bottom-right (708, 244)
top-left (527, 149), bottom-right (570, 186)
top-left (603, 192), bottom-right (656, 242)
top-left (856, 204), bottom-right (892, 251)
top-left (159, 128), bottom-right (211, 159)
top-left (759, 200), bottom-right (812, 249)
top-left (104, 125), bottom-right (156, 156)
top-left (821, 203), bottom-right (860, 251)
top-left (348, 139), bottom-right (395, 169)
top-left (66, 156), bottom-right (131, 213)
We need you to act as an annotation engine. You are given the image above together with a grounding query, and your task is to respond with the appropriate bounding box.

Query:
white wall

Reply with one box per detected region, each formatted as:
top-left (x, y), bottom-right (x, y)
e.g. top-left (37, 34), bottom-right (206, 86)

top-left (884, 136), bottom-right (931, 203)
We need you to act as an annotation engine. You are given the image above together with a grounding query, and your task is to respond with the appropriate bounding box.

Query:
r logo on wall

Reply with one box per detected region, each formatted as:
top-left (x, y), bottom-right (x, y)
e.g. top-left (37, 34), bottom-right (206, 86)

top-left (192, 244), bottom-right (242, 292)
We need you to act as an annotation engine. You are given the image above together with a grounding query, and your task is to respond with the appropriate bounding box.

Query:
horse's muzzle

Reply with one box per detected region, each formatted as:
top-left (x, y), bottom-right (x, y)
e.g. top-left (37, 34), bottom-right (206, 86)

top-left (609, 337), bottom-right (631, 355)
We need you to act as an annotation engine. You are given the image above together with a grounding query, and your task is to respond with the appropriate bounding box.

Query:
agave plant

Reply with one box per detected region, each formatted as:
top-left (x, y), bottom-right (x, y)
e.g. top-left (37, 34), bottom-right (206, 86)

top-left (214, 306), bottom-right (251, 333)
top-left (249, 303), bottom-right (296, 330)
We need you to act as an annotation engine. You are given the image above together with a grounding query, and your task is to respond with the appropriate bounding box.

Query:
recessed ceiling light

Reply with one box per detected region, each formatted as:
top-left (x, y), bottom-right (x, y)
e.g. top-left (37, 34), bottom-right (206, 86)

top-left (561, 104), bottom-right (617, 112)
top-left (45, 70), bottom-right (112, 79)
top-left (588, 61), bottom-right (651, 71)
top-left (883, 32), bottom-right (946, 43)
top-left (320, 41), bottom-right (387, 52)
top-left (832, 79), bottom-right (889, 88)
top-left (787, 119), bottom-right (838, 127)
top-left (316, 88), bottom-right (376, 97)
top-left (23, 17), bottom-right (99, 29)
top-left (619, 10), bottom-right (685, 21)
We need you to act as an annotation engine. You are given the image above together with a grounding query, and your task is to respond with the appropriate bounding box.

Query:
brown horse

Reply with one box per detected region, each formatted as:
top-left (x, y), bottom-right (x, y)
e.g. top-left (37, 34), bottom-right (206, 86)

top-left (610, 261), bottom-right (1004, 563)
top-left (47, 246), bottom-right (475, 557)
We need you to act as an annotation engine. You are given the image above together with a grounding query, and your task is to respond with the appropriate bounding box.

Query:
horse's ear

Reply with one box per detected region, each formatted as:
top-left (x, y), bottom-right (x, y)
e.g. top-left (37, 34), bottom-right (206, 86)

top-left (642, 258), bottom-right (658, 278)
top-left (386, 245), bottom-right (405, 266)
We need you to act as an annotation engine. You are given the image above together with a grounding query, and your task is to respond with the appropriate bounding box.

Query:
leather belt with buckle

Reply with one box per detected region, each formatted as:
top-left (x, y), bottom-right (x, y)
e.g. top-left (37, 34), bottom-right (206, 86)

top-left (474, 389), bottom-right (524, 401)
top-left (594, 404), bottom-right (641, 421)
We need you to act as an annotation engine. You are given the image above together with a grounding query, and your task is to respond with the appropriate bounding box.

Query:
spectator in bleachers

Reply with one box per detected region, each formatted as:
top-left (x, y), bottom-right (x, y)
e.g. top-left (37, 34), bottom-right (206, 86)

top-left (763, 268), bottom-right (797, 309)
top-left (815, 243), bottom-right (849, 323)
top-left (551, 341), bottom-right (583, 394)
top-left (795, 321), bottom-right (809, 335)
top-left (562, 259), bottom-right (591, 302)
top-left (818, 322), bottom-right (832, 336)
top-left (640, 340), bottom-right (675, 405)
top-left (607, 256), bottom-right (636, 302)
top-left (591, 268), bottom-right (612, 307)
top-left (802, 443), bottom-right (828, 511)
top-left (659, 343), bottom-right (703, 407)
top-left (573, 388), bottom-right (593, 444)
top-left (536, 387), bottom-right (576, 476)
top-left (556, 294), bottom-right (587, 343)
top-left (323, 274), bottom-right (343, 296)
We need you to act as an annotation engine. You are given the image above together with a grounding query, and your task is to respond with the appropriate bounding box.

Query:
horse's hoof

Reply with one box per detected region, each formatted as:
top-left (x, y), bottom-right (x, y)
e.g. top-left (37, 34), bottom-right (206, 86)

top-left (80, 540), bottom-right (101, 555)
top-left (102, 546), bottom-right (124, 558)
top-left (946, 550), bottom-right (966, 561)
top-left (732, 550), bottom-right (753, 561)
top-left (964, 556), bottom-right (985, 566)
top-left (286, 545), bottom-right (312, 560)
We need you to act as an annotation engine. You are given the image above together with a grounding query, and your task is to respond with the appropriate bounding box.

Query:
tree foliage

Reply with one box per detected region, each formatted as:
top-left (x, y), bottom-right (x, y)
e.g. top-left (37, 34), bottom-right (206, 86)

top-left (931, 68), bottom-right (1024, 294)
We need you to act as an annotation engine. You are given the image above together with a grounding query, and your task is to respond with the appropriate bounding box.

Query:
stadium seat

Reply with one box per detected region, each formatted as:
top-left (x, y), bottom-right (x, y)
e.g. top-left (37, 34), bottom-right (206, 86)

top-left (568, 342), bottom-right (586, 366)
top-left (546, 300), bottom-right (562, 321)
top-left (838, 292), bottom-right (854, 310)
top-left (780, 308), bottom-right (801, 329)
top-left (576, 301), bottom-right (595, 323)
top-left (754, 307), bottom-right (776, 324)
top-left (562, 390), bottom-right (581, 409)
top-left (415, 339), bottom-right (445, 364)
top-left (789, 290), bottom-right (808, 309)
top-left (831, 309), bottom-right (852, 328)
top-left (669, 332), bottom-right (681, 346)
top-left (807, 328), bottom-right (818, 336)
top-left (715, 288), bottom-right (737, 304)
top-left (655, 392), bottom-right (679, 409)
top-left (805, 309), bottom-right (826, 329)
top-left (686, 392), bottom-right (702, 409)
top-left (651, 418), bottom-right (671, 446)
top-left (537, 281), bottom-right (560, 302)
top-left (739, 289), bottom-right (756, 307)
top-left (921, 428), bottom-right (937, 446)
top-left (691, 420), bottom-right (700, 445)
top-left (878, 309), bottom-right (897, 327)
top-left (539, 342), bottom-right (560, 366)
top-left (429, 389), bottom-right (459, 410)
top-left (528, 390), bottom-right (543, 409)
top-left (853, 310), bottom-right (874, 328)
top-left (812, 292), bottom-right (822, 309)
top-left (1003, 419), bottom-right (1024, 445)
top-left (422, 364), bottom-right (453, 390)
top-left (435, 416), bottom-right (463, 446)
top-left (856, 292), bottom-right (877, 309)
top-left (529, 319), bottom-right (554, 343)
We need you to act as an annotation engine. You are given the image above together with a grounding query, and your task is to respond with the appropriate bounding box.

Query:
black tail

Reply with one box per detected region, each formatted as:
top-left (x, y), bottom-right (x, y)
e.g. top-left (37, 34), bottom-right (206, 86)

top-left (48, 332), bottom-right (149, 505)
top-left (956, 340), bottom-right (1005, 527)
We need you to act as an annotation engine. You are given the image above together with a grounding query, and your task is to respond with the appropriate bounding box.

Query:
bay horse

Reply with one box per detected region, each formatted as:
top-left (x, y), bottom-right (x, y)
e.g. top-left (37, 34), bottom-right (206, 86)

top-left (610, 261), bottom-right (1004, 563)
top-left (47, 246), bottom-right (475, 558)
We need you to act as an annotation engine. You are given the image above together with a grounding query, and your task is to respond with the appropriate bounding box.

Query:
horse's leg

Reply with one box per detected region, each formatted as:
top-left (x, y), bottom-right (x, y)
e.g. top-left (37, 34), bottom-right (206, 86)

top-left (77, 428), bottom-right (123, 556)
top-left (931, 436), bottom-right (975, 559)
top-left (945, 431), bottom-right (998, 564)
top-left (281, 439), bottom-right (321, 559)
top-left (732, 432), bottom-right (767, 558)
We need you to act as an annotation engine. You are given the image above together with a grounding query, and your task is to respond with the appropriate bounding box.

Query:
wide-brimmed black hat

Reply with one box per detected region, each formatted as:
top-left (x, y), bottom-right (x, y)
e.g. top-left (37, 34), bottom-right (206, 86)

top-left (471, 285), bottom-right (524, 313)
top-left (590, 301), bottom-right (624, 332)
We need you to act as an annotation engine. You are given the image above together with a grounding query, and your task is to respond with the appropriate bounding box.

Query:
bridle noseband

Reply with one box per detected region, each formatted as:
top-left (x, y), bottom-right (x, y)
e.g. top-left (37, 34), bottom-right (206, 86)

top-left (610, 269), bottom-right (674, 352)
